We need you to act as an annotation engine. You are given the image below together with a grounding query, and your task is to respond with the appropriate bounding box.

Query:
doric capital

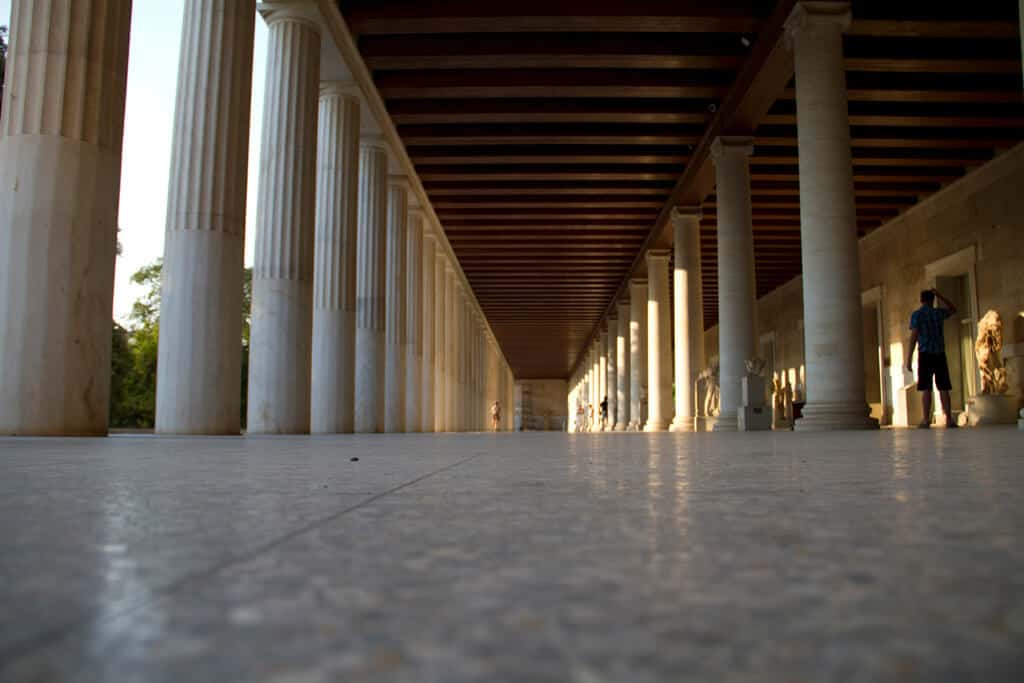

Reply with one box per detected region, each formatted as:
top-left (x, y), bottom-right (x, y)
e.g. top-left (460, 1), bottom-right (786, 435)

top-left (387, 173), bottom-right (410, 190)
top-left (670, 204), bottom-right (703, 227)
top-left (359, 132), bottom-right (388, 151)
top-left (617, 299), bottom-right (631, 313)
top-left (784, 1), bottom-right (851, 47)
top-left (258, 1), bottom-right (323, 32)
top-left (710, 136), bottom-right (754, 164)
top-left (629, 277), bottom-right (648, 287)
top-left (319, 80), bottom-right (361, 101)
top-left (646, 248), bottom-right (672, 264)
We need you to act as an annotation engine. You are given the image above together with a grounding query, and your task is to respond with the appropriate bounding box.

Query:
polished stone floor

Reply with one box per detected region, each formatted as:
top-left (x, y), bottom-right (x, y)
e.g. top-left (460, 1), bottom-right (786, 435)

top-left (0, 429), bottom-right (1022, 682)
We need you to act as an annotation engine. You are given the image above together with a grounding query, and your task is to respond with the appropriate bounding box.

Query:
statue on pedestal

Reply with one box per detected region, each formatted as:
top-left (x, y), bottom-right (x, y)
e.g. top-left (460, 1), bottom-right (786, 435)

top-left (969, 310), bottom-right (1016, 426)
top-left (699, 362), bottom-right (720, 418)
top-left (976, 310), bottom-right (1008, 395)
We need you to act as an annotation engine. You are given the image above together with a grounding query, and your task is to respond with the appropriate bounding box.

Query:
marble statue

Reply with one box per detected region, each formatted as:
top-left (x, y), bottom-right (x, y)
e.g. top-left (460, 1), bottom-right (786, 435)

top-left (699, 362), bottom-right (720, 417)
top-left (975, 310), bottom-right (1008, 394)
top-left (745, 357), bottom-right (767, 377)
top-left (771, 376), bottom-right (787, 429)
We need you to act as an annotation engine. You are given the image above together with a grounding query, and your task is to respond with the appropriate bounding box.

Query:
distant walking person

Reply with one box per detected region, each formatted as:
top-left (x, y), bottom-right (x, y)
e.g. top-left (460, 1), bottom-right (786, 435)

top-left (599, 395), bottom-right (609, 430)
top-left (490, 401), bottom-right (501, 431)
top-left (906, 288), bottom-right (958, 429)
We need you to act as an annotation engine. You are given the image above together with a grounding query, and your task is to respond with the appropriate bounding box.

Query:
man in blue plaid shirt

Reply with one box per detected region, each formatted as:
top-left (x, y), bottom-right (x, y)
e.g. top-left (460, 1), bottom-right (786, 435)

top-left (905, 289), bottom-right (957, 428)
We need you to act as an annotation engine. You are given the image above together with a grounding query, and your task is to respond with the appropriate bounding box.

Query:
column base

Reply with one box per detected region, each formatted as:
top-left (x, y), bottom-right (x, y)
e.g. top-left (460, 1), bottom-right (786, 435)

top-left (612, 422), bottom-right (629, 431)
top-left (669, 416), bottom-right (695, 432)
top-left (644, 419), bottom-right (669, 432)
top-left (794, 402), bottom-right (879, 431)
top-left (712, 416), bottom-right (739, 432)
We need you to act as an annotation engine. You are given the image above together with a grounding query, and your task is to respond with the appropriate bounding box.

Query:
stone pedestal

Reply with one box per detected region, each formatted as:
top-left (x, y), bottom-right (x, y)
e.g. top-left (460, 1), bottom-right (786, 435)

top-left (0, 0), bottom-right (132, 435)
top-left (968, 395), bottom-right (1019, 426)
top-left (738, 375), bottom-right (772, 431)
top-left (247, 9), bottom-right (321, 434)
top-left (310, 84), bottom-right (360, 434)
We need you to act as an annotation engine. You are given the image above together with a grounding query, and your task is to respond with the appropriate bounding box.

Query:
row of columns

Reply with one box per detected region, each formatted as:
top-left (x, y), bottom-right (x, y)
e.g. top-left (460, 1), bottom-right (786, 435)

top-left (569, 1), bottom-right (876, 432)
top-left (0, 0), bottom-right (514, 436)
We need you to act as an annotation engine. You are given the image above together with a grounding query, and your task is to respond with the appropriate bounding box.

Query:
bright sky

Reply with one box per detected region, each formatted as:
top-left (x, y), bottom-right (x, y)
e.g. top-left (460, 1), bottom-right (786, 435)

top-left (0, 1), bottom-right (268, 322)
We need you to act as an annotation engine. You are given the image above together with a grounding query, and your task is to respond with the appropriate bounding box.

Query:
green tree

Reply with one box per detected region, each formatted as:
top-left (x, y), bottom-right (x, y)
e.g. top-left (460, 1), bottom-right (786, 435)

top-left (109, 259), bottom-right (254, 430)
top-left (0, 26), bottom-right (8, 119)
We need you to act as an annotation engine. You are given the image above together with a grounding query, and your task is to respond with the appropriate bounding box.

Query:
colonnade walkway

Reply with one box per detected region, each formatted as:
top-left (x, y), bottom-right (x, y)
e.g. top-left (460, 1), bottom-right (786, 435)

top-left (1, 430), bottom-right (1022, 681)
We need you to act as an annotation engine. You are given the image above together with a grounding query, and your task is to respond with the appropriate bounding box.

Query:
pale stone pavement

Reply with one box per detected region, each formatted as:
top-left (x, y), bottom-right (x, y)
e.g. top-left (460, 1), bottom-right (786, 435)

top-left (0, 430), bottom-right (1022, 682)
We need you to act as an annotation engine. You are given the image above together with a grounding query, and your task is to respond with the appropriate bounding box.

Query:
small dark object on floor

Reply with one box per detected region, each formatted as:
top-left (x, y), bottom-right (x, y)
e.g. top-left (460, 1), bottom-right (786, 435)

top-left (350, 457), bottom-right (359, 462)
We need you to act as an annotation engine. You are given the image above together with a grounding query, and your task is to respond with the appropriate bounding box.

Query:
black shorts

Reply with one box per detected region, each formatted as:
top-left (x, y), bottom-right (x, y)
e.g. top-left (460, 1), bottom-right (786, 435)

top-left (918, 352), bottom-right (952, 391)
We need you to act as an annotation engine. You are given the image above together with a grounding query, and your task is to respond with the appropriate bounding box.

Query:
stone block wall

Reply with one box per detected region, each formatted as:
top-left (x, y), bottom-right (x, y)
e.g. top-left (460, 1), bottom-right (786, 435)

top-left (515, 379), bottom-right (569, 431)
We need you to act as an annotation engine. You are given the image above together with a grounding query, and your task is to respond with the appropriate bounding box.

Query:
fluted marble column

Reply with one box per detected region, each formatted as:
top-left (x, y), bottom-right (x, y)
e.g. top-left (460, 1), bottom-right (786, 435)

top-left (606, 317), bottom-right (618, 431)
top-left (404, 208), bottom-right (424, 431)
top-left (787, 2), bottom-right (876, 430)
top-left (443, 268), bottom-right (457, 431)
top-left (628, 279), bottom-right (648, 430)
top-left (0, 0), bottom-right (132, 435)
top-left (669, 206), bottom-right (705, 432)
top-left (310, 83), bottom-right (360, 433)
top-left (354, 137), bottom-right (388, 433)
top-left (247, 7), bottom-right (320, 434)
top-left (645, 250), bottom-right (673, 431)
top-left (711, 136), bottom-right (757, 432)
top-left (421, 230), bottom-right (437, 432)
top-left (614, 301), bottom-right (631, 430)
top-left (434, 254), bottom-right (448, 431)
top-left (590, 344), bottom-right (599, 424)
top-left (383, 176), bottom-right (408, 433)
top-left (156, 0), bottom-right (254, 434)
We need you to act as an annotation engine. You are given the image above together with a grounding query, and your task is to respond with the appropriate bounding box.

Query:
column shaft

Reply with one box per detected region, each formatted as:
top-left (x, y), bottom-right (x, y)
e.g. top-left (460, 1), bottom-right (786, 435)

top-left (157, 0), bottom-right (253, 434)
top-left (247, 12), bottom-right (320, 434)
top-left (420, 233), bottom-right (436, 432)
top-left (0, 0), bottom-right (132, 435)
top-left (606, 319), bottom-right (617, 430)
top-left (443, 268), bottom-right (457, 431)
top-left (788, 2), bottom-right (876, 430)
top-left (711, 136), bottom-right (757, 432)
top-left (628, 279), bottom-right (648, 430)
top-left (354, 139), bottom-right (388, 432)
top-left (669, 207), bottom-right (705, 431)
top-left (404, 209), bottom-right (423, 431)
top-left (434, 255), bottom-right (448, 431)
top-left (614, 301), bottom-right (631, 430)
top-left (310, 85), bottom-right (359, 433)
top-left (645, 250), bottom-right (673, 431)
top-left (383, 177), bottom-right (407, 433)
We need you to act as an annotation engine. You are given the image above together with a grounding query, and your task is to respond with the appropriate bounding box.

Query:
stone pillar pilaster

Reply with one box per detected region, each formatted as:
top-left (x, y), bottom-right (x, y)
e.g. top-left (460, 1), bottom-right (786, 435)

top-left (156, 0), bottom-right (254, 435)
top-left (247, 7), bottom-right (320, 434)
top-left (710, 136), bottom-right (757, 432)
top-left (443, 268), bottom-right (457, 431)
top-left (354, 136), bottom-right (388, 433)
top-left (614, 301), bottom-right (631, 430)
top-left (0, 0), bottom-right (132, 435)
top-left (310, 83), bottom-right (360, 433)
top-left (420, 230), bottom-right (437, 432)
top-left (645, 250), bottom-right (673, 431)
top-left (787, 2), bottom-right (877, 430)
top-left (434, 254), bottom-right (448, 431)
top-left (404, 209), bottom-right (423, 432)
top-left (669, 206), bottom-right (705, 432)
top-left (383, 176), bottom-right (408, 433)
top-left (606, 317), bottom-right (618, 430)
top-left (628, 279), bottom-right (648, 430)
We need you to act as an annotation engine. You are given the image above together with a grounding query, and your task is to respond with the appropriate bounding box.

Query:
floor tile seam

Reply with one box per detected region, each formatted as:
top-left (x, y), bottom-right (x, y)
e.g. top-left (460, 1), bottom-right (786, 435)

top-left (0, 450), bottom-right (490, 670)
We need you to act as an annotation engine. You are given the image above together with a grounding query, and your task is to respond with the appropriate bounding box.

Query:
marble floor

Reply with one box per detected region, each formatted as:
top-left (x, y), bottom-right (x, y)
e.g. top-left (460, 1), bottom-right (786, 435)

top-left (0, 429), bottom-right (1022, 682)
